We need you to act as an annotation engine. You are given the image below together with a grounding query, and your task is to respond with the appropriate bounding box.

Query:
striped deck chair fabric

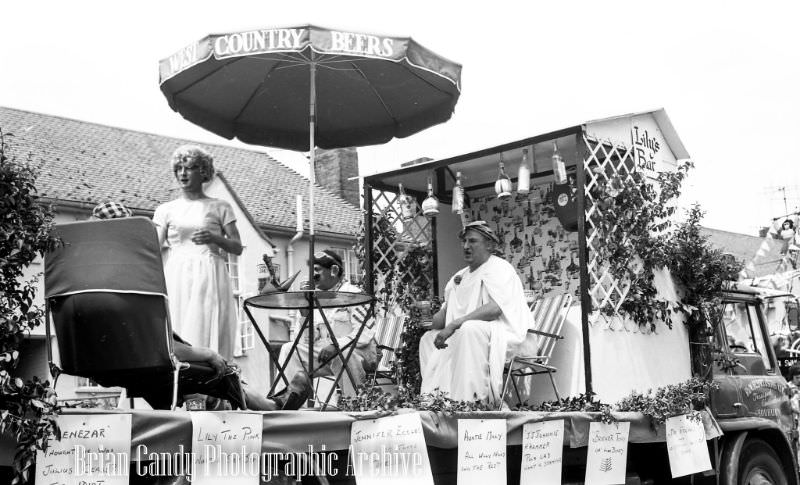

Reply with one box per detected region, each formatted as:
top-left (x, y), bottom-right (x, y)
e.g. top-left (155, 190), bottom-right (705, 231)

top-left (501, 292), bottom-right (573, 407)
top-left (369, 309), bottom-right (406, 385)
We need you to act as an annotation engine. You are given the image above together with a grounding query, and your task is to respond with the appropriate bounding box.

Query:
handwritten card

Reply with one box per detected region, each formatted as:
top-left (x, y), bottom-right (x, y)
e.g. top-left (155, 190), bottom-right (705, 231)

top-left (585, 421), bottom-right (630, 485)
top-left (190, 412), bottom-right (262, 485)
top-left (666, 414), bottom-right (711, 477)
top-left (350, 412), bottom-right (433, 485)
top-left (457, 419), bottom-right (507, 485)
top-left (521, 420), bottom-right (564, 484)
top-left (35, 413), bottom-right (132, 485)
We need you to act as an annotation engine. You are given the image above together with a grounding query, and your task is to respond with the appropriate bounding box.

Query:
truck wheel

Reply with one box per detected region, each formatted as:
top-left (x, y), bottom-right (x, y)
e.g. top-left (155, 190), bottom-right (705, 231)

top-left (738, 438), bottom-right (788, 485)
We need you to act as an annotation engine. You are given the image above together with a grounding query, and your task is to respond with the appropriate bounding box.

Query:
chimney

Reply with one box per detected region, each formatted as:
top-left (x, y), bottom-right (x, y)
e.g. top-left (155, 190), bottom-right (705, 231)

top-left (314, 147), bottom-right (360, 207)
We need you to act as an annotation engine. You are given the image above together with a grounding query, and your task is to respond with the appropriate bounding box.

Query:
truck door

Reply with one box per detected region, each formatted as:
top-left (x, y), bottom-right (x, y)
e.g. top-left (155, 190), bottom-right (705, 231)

top-left (712, 298), bottom-right (792, 431)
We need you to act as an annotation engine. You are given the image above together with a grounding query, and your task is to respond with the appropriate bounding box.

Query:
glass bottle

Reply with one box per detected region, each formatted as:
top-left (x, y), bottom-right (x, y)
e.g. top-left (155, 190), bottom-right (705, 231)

top-left (517, 148), bottom-right (531, 194)
top-left (494, 155), bottom-right (512, 200)
top-left (452, 171), bottom-right (464, 214)
top-left (398, 183), bottom-right (414, 221)
top-left (421, 176), bottom-right (439, 217)
top-left (552, 141), bottom-right (567, 185)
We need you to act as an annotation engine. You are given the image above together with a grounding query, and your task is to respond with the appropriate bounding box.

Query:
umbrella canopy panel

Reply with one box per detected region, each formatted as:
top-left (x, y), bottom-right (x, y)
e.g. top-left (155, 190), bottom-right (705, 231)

top-left (159, 25), bottom-right (462, 151)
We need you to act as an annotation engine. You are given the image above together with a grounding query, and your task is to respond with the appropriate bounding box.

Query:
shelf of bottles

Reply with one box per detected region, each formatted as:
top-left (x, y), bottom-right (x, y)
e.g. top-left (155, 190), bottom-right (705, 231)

top-left (582, 134), bottom-right (639, 322)
top-left (368, 186), bottom-right (435, 302)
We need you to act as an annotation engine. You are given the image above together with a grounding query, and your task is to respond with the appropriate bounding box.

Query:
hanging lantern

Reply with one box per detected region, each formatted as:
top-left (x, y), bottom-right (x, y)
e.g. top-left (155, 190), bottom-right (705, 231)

top-left (398, 183), bottom-right (415, 221)
top-left (452, 171), bottom-right (464, 214)
top-left (517, 148), bottom-right (531, 194)
top-left (422, 175), bottom-right (439, 217)
top-left (494, 155), bottom-right (512, 200)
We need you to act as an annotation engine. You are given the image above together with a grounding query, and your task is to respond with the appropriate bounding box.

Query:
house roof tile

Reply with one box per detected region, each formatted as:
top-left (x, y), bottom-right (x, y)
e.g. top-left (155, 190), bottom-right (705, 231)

top-left (0, 106), bottom-right (361, 235)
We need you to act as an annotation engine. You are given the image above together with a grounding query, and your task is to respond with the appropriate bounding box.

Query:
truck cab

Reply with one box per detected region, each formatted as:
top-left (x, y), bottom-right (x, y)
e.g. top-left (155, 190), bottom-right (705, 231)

top-left (710, 284), bottom-right (799, 484)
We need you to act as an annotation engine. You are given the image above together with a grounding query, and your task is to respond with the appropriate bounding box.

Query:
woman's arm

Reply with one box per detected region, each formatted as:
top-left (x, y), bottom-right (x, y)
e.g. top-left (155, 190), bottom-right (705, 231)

top-left (192, 221), bottom-right (243, 255)
top-left (155, 223), bottom-right (167, 248)
top-left (218, 221), bottom-right (243, 255)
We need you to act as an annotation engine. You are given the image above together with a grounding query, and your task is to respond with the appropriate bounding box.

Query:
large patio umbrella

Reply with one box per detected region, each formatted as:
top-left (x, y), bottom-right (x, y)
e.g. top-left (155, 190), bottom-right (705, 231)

top-left (158, 25), bottom-right (461, 398)
top-left (159, 25), bottom-right (460, 271)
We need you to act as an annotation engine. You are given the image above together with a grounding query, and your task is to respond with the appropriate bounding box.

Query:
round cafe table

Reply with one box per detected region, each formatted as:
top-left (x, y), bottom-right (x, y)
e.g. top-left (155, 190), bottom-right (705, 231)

top-left (243, 290), bottom-right (374, 409)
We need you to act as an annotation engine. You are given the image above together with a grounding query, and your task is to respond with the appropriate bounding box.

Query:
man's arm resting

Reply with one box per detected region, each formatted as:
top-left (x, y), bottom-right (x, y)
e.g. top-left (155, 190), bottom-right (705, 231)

top-left (447, 300), bottom-right (502, 330)
top-left (429, 302), bottom-right (448, 330)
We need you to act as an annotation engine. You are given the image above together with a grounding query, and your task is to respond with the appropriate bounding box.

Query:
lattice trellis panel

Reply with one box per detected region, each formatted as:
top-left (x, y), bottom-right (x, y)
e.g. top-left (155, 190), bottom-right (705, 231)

top-left (583, 135), bottom-right (639, 322)
top-left (369, 188), bottom-right (434, 304)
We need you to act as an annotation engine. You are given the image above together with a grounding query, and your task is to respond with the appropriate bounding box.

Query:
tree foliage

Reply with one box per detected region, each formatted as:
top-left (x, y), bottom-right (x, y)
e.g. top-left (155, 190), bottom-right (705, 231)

top-left (0, 130), bottom-right (60, 484)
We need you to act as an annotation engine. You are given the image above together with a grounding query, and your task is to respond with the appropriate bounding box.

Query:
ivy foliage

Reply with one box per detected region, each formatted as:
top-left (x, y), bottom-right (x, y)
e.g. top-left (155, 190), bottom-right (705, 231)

top-left (0, 130), bottom-right (61, 484)
top-left (354, 210), bottom-right (436, 395)
top-left (340, 377), bottom-right (715, 429)
top-left (588, 162), bottom-right (692, 330)
top-left (664, 204), bottom-right (743, 379)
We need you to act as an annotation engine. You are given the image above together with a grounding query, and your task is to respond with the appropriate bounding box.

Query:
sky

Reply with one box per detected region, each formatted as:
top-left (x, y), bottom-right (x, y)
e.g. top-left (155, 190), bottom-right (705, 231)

top-left (2, 1), bottom-right (799, 236)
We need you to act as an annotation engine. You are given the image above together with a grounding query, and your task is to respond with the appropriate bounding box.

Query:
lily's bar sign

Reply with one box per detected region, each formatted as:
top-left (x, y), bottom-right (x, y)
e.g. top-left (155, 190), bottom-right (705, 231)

top-left (161, 26), bottom-right (404, 81)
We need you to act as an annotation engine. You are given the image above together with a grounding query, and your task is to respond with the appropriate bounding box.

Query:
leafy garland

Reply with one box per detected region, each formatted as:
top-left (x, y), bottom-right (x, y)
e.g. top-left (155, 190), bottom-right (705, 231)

top-left (0, 131), bottom-right (61, 484)
top-left (354, 210), bottom-right (436, 395)
top-left (589, 161), bottom-right (743, 377)
top-left (664, 205), bottom-right (743, 379)
top-left (340, 377), bottom-right (717, 429)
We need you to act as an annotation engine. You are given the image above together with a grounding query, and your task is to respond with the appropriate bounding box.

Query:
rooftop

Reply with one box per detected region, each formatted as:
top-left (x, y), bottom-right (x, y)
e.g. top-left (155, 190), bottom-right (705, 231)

top-left (0, 106), bottom-right (361, 235)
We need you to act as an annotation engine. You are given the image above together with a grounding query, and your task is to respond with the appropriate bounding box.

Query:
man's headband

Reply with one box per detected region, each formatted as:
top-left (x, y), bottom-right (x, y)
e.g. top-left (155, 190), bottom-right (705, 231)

top-left (458, 220), bottom-right (501, 245)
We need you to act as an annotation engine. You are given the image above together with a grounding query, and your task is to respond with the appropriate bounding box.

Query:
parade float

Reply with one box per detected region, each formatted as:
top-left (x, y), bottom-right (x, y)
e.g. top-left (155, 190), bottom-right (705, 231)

top-left (2, 22), bottom-right (797, 482)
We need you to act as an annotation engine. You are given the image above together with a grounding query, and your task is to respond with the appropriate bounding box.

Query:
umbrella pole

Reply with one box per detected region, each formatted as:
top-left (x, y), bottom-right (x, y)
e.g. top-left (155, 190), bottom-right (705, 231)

top-left (306, 60), bottom-right (317, 402)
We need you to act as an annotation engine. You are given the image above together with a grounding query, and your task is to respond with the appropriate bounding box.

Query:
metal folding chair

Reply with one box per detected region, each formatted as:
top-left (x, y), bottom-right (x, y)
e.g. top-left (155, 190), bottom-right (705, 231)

top-left (500, 292), bottom-right (573, 408)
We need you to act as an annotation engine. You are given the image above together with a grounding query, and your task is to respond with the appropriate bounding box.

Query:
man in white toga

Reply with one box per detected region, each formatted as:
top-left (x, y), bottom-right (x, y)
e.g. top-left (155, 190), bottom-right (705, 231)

top-left (419, 220), bottom-right (535, 405)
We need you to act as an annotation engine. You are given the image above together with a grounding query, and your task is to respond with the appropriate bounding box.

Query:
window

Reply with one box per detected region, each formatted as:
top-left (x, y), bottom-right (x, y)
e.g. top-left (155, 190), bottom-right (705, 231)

top-left (225, 252), bottom-right (255, 352)
top-left (719, 301), bottom-right (774, 371)
top-left (226, 253), bottom-right (241, 296)
top-left (238, 296), bottom-right (255, 352)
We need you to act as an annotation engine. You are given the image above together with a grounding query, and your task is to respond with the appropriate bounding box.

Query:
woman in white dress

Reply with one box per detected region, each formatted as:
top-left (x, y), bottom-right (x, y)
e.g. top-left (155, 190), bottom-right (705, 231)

top-left (153, 145), bottom-right (243, 360)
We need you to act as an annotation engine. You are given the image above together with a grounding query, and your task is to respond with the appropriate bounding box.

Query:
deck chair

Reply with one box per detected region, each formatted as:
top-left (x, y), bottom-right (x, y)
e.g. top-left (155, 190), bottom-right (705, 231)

top-left (368, 309), bottom-right (407, 387)
top-left (44, 217), bottom-right (244, 410)
top-left (500, 292), bottom-right (573, 408)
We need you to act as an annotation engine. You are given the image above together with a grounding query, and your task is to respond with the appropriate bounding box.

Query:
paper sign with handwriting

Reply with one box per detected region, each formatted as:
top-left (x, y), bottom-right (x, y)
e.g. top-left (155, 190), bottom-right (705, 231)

top-left (190, 411), bottom-right (262, 485)
top-left (666, 414), bottom-right (711, 477)
top-left (350, 412), bottom-right (433, 485)
top-left (585, 421), bottom-right (630, 485)
top-left (457, 419), bottom-right (507, 485)
top-left (521, 420), bottom-right (564, 484)
top-left (35, 413), bottom-right (132, 485)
